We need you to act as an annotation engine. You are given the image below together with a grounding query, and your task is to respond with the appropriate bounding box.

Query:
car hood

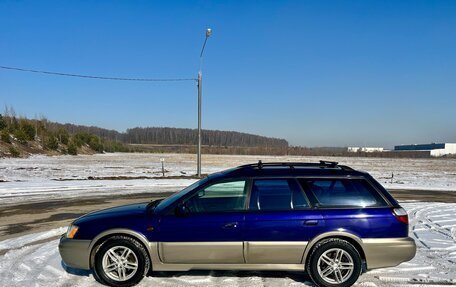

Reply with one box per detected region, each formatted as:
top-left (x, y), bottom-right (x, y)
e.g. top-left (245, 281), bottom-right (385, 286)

top-left (74, 202), bottom-right (150, 225)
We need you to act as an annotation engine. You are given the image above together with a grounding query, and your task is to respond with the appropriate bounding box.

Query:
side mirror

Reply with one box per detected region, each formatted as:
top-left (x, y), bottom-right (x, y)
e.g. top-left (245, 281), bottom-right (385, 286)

top-left (175, 203), bottom-right (189, 216)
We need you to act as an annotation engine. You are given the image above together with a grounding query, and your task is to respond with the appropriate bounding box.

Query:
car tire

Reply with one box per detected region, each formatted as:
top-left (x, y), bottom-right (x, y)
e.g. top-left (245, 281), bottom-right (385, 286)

top-left (93, 235), bottom-right (150, 287)
top-left (307, 238), bottom-right (362, 287)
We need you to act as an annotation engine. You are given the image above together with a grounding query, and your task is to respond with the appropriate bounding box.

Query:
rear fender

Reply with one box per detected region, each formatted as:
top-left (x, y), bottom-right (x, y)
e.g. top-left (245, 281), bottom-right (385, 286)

top-left (301, 231), bottom-right (364, 264)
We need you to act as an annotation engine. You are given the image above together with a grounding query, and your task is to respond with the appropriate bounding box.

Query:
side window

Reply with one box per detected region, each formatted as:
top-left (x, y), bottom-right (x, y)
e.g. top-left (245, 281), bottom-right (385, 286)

top-left (302, 179), bottom-right (387, 207)
top-left (250, 179), bottom-right (309, 211)
top-left (185, 180), bottom-right (247, 213)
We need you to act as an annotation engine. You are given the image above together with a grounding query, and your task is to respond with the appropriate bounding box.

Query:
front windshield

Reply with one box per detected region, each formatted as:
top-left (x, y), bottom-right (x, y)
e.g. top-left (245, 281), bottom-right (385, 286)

top-left (154, 176), bottom-right (210, 212)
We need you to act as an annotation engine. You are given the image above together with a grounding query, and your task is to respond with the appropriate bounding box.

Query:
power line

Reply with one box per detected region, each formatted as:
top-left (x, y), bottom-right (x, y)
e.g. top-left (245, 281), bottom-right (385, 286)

top-left (0, 65), bottom-right (197, 82)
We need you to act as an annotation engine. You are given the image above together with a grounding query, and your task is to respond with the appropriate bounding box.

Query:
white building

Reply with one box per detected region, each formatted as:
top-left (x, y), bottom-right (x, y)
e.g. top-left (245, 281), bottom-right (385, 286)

top-left (394, 143), bottom-right (456, 157)
top-left (348, 147), bottom-right (385, 153)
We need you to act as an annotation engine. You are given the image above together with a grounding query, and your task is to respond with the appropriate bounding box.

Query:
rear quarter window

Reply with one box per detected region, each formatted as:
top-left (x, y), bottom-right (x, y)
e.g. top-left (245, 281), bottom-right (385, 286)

top-left (300, 178), bottom-right (388, 208)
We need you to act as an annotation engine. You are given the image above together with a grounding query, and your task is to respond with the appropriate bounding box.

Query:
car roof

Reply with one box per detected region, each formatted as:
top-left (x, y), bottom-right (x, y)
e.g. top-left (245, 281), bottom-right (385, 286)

top-left (209, 161), bottom-right (368, 180)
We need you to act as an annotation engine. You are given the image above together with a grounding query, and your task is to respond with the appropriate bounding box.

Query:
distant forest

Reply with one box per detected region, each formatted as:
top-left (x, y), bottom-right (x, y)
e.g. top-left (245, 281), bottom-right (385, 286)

top-left (59, 124), bottom-right (289, 148)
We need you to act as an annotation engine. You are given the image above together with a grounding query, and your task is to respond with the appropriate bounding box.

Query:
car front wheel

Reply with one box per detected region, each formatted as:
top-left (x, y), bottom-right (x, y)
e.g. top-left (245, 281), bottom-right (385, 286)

top-left (94, 236), bottom-right (150, 287)
top-left (307, 238), bottom-right (362, 287)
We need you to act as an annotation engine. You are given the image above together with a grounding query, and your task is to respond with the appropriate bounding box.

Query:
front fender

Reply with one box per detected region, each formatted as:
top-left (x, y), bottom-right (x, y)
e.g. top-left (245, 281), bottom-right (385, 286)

top-left (88, 228), bottom-right (152, 268)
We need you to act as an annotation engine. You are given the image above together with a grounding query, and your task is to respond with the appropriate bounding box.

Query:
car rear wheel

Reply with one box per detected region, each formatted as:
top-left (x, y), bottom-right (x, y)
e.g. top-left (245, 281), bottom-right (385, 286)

top-left (307, 238), bottom-right (362, 287)
top-left (94, 236), bottom-right (150, 287)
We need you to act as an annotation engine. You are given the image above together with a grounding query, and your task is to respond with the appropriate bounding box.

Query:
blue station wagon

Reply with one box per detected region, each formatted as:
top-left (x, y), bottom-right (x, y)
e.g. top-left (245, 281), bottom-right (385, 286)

top-left (59, 161), bottom-right (416, 287)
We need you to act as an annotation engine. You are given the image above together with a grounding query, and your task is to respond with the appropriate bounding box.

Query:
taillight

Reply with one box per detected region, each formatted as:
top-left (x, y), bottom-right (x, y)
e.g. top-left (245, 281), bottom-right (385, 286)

top-left (392, 207), bottom-right (409, 224)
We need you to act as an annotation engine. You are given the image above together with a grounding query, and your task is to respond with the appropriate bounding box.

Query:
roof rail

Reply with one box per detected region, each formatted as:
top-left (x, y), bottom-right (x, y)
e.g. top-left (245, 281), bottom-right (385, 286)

top-left (258, 160), bottom-right (263, 169)
top-left (240, 160), bottom-right (345, 170)
top-left (319, 160), bottom-right (338, 168)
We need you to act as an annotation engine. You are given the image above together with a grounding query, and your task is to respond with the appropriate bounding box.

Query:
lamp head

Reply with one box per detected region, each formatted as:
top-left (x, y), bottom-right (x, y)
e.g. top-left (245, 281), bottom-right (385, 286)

top-left (206, 28), bottom-right (212, 38)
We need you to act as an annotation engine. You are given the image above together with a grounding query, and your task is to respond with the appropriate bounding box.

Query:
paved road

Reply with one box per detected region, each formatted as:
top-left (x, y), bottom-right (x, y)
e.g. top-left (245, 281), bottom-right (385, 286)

top-left (0, 192), bottom-right (172, 241)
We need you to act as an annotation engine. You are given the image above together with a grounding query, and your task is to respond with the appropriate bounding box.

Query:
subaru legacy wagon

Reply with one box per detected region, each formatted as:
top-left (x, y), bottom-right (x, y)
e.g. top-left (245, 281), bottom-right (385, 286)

top-left (59, 161), bottom-right (416, 287)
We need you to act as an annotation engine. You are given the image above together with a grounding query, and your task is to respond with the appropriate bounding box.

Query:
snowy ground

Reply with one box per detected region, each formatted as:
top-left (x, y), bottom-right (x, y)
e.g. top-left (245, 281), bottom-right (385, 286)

top-left (0, 202), bottom-right (455, 287)
top-left (1, 153), bottom-right (455, 205)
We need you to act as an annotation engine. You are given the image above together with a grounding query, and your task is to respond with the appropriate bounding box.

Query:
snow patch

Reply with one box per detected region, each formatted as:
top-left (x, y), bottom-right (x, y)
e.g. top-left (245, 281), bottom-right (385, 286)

top-left (0, 227), bottom-right (66, 252)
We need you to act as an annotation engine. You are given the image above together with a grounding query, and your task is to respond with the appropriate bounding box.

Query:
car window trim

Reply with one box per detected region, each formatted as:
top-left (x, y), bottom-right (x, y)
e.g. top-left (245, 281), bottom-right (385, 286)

top-left (292, 178), bottom-right (313, 209)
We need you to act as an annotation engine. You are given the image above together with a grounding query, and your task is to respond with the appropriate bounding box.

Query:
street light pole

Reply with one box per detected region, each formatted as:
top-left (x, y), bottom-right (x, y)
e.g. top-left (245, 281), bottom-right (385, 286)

top-left (197, 28), bottom-right (212, 178)
top-left (197, 71), bottom-right (202, 178)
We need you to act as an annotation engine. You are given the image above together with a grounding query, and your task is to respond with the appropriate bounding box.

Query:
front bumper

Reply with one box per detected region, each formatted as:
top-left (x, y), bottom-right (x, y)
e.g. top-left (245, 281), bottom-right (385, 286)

top-left (362, 237), bottom-right (416, 269)
top-left (58, 235), bottom-right (91, 270)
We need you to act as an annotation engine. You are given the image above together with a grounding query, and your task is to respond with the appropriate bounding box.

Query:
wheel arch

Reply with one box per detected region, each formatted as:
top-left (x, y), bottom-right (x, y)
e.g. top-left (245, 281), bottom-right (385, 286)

top-left (88, 228), bottom-right (152, 269)
top-left (301, 232), bottom-right (366, 265)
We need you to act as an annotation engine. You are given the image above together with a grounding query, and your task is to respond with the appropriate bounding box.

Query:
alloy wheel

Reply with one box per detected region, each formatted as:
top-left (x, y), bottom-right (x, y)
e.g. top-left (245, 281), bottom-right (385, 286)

top-left (102, 246), bottom-right (139, 282)
top-left (316, 248), bottom-right (354, 284)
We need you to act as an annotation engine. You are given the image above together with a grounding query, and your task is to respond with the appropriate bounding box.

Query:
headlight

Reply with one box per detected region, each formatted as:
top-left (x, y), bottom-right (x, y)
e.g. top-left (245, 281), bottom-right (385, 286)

top-left (66, 224), bottom-right (79, 239)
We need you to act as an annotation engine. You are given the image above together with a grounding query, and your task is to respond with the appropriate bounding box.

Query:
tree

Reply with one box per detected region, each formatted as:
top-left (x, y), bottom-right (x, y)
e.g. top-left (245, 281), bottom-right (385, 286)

top-left (1, 130), bottom-right (10, 143)
top-left (67, 142), bottom-right (78, 155)
top-left (13, 129), bottom-right (28, 144)
top-left (72, 132), bottom-right (103, 152)
top-left (57, 128), bottom-right (69, 145)
top-left (0, 114), bottom-right (6, 130)
top-left (4, 106), bottom-right (18, 130)
top-left (88, 136), bottom-right (103, 153)
top-left (20, 120), bottom-right (36, 141)
top-left (46, 136), bottom-right (59, 150)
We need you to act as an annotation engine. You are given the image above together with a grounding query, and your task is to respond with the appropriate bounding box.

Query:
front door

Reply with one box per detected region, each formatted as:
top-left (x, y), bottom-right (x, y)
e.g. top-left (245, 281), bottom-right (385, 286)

top-left (244, 178), bottom-right (324, 264)
top-left (158, 180), bottom-right (248, 264)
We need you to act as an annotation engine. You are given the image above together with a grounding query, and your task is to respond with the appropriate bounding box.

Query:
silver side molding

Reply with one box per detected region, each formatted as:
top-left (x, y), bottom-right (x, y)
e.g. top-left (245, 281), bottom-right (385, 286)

top-left (245, 241), bottom-right (308, 264)
top-left (159, 242), bottom-right (244, 264)
top-left (80, 229), bottom-right (415, 272)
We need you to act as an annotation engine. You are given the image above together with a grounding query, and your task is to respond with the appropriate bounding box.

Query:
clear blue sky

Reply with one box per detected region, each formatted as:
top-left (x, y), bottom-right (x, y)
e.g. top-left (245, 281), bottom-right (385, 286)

top-left (1, 1), bottom-right (455, 147)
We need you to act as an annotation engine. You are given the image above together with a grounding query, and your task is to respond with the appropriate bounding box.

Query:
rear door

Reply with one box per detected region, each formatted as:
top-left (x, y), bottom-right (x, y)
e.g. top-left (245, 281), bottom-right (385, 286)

top-left (158, 180), bottom-right (248, 264)
top-left (300, 178), bottom-right (395, 238)
top-left (243, 178), bottom-right (324, 264)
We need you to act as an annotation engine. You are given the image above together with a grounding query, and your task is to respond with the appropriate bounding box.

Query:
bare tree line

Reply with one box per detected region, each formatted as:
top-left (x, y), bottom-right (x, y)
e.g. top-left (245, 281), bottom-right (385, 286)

top-left (124, 127), bottom-right (289, 147)
top-left (39, 121), bottom-right (289, 148)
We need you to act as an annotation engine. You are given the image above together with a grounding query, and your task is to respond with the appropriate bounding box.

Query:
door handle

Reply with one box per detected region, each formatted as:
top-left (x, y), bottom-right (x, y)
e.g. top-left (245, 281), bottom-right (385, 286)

top-left (304, 220), bottom-right (319, 226)
top-left (223, 222), bottom-right (238, 229)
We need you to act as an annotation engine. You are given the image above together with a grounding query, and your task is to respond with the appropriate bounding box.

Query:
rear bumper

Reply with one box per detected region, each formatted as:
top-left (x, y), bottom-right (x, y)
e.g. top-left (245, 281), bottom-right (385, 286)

top-left (58, 235), bottom-right (91, 270)
top-left (362, 237), bottom-right (416, 269)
